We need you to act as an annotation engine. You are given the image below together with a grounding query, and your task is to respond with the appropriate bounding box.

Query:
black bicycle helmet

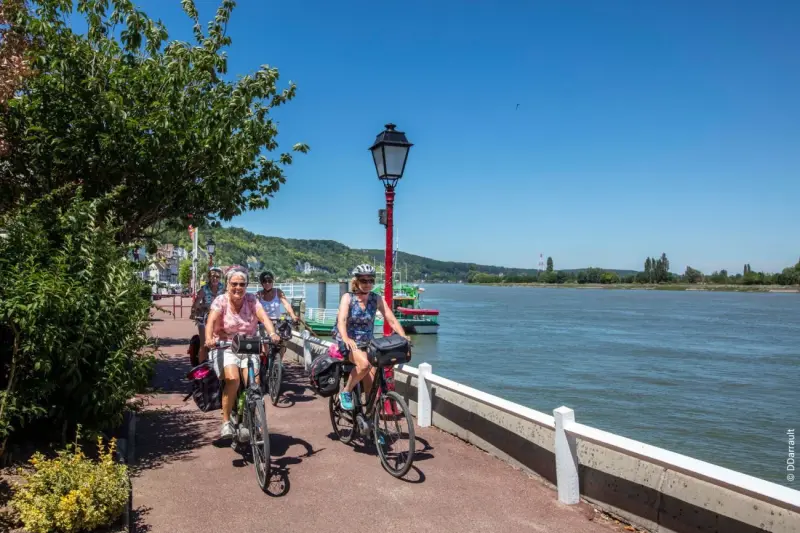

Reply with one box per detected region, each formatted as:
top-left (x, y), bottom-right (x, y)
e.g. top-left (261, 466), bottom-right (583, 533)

top-left (259, 270), bottom-right (275, 283)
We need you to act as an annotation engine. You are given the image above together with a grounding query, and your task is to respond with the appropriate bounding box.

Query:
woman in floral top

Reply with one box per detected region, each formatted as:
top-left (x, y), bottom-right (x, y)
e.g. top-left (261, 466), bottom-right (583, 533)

top-left (205, 266), bottom-right (280, 439)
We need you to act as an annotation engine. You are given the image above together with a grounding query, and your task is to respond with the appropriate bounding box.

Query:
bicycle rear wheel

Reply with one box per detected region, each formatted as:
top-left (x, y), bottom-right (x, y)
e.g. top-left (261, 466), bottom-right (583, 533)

top-left (247, 393), bottom-right (271, 491)
top-left (268, 355), bottom-right (283, 406)
top-left (374, 390), bottom-right (415, 478)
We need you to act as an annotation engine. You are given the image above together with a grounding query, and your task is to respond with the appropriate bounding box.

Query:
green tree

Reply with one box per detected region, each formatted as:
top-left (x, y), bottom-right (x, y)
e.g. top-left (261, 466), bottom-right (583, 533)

top-left (0, 187), bottom-right (156, 446)
top-left (546, 256), bottom-right (554, 272)
top-left (600, 271), bottom-right (620, 284)
top-left (684, 266), bottom-right (703, 283)
top-left (709, 269), bottom-right (728, 284)
top-left (644, 257), bottom-right (652, 276)
top-left (659, 253), bottom-right (670, 282)
top-left (1, 0), bottom-right (308, 239)
top-left (0, 0), bottom-right (31, 157)
top-left (178, 259), bottom-right (192, 286)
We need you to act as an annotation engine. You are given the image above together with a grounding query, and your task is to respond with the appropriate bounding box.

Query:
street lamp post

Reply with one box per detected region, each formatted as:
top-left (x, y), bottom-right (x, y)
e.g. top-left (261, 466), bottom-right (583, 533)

top-left (369, 123), bottom-right (413, 336)
top-left (207, 237), bottom-right (216, 269)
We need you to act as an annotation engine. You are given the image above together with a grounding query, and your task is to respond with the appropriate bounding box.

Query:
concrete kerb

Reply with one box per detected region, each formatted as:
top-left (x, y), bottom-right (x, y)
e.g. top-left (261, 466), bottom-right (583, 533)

top-left (111, 410), bottom-right (136, 533)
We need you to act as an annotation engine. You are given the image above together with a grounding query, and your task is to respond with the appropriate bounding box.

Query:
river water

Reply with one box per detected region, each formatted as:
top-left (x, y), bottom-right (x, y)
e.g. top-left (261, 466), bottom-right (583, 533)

top-left (301, 282), bottom-right (799, 487)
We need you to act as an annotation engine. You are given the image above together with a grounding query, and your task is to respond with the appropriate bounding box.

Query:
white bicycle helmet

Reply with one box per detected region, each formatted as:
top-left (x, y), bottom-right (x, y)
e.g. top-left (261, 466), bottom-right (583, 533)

top-left (352, 264), bottom-right (376, 277)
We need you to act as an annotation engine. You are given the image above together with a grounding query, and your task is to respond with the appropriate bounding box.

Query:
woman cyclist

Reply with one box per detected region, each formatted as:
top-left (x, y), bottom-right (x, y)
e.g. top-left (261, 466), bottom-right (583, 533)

top-left (191, 266), bottom-right (224, 363)
top-left (205, 266), bottom-right (281, 438)
top-left (256, 270), bottom-right (299, 323)
top-left (332, 264), bottom-right (408, 411)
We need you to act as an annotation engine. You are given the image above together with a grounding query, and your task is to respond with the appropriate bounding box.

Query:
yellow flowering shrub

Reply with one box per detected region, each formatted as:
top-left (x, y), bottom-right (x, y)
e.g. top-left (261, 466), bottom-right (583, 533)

top-left (11, 435), bottom-right (129, 533)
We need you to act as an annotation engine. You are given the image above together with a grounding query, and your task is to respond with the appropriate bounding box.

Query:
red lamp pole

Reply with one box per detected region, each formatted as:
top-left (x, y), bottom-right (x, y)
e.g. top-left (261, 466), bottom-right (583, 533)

top-left (383, 186), bottom-right (395, 336)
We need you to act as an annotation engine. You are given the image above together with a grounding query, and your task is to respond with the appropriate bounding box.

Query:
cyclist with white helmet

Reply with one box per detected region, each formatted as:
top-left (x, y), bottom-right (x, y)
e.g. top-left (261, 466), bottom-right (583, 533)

top-left (191, 266), bottom-right (224, 363)
top-left (332, 263), bottom-right (408, 410)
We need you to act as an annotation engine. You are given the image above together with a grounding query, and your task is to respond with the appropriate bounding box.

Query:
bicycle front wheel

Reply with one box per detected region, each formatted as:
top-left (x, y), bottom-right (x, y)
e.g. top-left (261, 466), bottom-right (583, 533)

top-left (268, 356), bottom-right (283, 406)
top-left (247, 395), bottom-right (271, 491)
top-left (374, 390), bottom-right (415, 478)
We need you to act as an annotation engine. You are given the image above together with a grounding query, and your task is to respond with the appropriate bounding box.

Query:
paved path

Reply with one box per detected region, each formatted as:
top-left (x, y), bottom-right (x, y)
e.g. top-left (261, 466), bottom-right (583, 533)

top-left (132, 312), bottom-right (626, 533)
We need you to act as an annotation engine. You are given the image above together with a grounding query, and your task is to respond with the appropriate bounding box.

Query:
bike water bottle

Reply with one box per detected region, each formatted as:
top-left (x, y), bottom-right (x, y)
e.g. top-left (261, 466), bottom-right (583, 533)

top-left (237, 392), bottom-right (245, 416)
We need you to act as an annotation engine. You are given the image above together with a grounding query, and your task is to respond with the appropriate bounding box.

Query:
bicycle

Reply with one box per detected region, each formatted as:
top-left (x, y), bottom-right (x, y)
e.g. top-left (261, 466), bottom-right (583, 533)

top-left (213, 337), bottom-right (271, 491)
top-left (328, 341), bottom-right (416, 478)
top-left (258, 318), bottom-right (294, 406)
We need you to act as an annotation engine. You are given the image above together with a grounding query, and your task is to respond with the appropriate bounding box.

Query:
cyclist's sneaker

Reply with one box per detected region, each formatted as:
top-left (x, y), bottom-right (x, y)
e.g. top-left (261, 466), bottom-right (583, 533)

top-left (221, 421), bottom-right (234, 438)
top-left (339, 391), bottom-right (354, 410)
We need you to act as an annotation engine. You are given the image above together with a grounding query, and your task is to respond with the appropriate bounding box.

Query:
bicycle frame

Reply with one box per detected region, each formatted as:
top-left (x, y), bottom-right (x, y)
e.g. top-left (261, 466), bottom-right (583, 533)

top-left (349, 361), bottom-right (390, 422)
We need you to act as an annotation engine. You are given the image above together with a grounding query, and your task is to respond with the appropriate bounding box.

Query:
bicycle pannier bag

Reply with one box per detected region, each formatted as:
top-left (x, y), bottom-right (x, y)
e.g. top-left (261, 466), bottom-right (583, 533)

top-left (185, 363), bottom-right (222, 412)
top-left (309, 355), bottom-right (341, 397)
top-left (367, 334), bottom-right (410, 368)
top-left (232, 334), bottom-right (261, 355)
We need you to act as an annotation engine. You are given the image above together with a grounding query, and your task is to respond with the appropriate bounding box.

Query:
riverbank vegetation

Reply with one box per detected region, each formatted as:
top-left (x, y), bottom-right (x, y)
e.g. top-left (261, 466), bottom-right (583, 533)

top-left (467, 253), bottom-right (800, 289)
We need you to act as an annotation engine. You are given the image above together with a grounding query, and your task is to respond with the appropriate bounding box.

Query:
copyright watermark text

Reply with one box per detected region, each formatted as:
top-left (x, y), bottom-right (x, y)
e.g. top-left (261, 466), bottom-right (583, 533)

top-left (788, 429), bottom-right (796, 482)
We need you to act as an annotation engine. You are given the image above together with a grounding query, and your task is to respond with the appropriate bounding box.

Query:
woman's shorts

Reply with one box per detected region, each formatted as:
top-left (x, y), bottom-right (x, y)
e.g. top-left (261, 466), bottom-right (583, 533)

top-left (210, 347), bottom-right (260, 378)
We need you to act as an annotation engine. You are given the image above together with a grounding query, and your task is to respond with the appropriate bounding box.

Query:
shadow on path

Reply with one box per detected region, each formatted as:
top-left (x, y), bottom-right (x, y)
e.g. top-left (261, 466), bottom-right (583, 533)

top-left (149, 355), bottom-right (194, 395)
top-left (152, 336), bottom-right (193, 348)
top-left (132, 408), bottom-right (216, 475)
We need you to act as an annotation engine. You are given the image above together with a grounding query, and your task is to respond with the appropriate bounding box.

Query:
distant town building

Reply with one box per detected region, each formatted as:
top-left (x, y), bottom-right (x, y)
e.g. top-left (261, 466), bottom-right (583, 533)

top-left (294, 260), bottom-right (328, 275)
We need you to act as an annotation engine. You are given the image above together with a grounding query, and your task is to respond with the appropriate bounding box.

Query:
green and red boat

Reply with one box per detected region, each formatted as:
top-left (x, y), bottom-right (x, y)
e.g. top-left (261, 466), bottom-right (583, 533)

top-left (302, 276), bottom-right (440, 337)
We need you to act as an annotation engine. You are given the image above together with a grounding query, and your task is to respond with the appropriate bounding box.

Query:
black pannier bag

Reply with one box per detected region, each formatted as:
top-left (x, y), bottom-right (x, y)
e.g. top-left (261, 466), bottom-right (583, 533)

top-left (367, 334), bottom-right (410, 368)
top-left (309, 355), bottom-right (342, 397)
top-left (184, 363), bottom-right (222, 412)
top-left (232, 333), bottom-right (261, 354)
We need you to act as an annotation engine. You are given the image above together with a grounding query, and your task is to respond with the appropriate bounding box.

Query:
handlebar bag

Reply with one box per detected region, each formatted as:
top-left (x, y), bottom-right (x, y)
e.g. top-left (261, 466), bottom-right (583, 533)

top-left (367, 334), bottom-right (410, 368)
top-left (232, 334), bottom-right (261, 355)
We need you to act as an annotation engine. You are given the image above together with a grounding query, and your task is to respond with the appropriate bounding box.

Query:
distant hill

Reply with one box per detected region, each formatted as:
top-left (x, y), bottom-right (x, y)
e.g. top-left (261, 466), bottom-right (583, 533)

top-left (159, 226), bottom-right (637, 281)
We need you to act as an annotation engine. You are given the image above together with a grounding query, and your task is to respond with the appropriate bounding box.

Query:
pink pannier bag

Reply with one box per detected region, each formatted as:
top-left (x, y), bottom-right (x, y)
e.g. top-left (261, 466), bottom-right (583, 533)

top-left (328, 343), bottom-right (344, 360)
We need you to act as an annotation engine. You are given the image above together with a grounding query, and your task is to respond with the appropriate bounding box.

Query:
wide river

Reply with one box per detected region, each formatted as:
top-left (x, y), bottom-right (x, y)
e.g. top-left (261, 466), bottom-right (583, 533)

top-left (300, 283), bottom-right (799, 487)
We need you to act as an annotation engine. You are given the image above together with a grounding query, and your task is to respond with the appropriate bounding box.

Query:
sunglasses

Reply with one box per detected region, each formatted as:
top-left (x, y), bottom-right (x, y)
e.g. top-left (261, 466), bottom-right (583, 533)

top-left (262, 279), bottom-right (274, 283)
top-left (229, 282), bottom-right (247, 288)
top-left (359, 278), bottom-right (375, 284)
top-left (210, 275), bottom-right (221, 279)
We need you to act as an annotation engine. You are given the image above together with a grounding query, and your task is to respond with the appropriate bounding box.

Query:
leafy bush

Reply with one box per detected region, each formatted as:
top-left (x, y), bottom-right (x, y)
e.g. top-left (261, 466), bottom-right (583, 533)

top-left (12, 431), bottom-right (129, 533)
top-left (0, 187), bottom-right (156, 446)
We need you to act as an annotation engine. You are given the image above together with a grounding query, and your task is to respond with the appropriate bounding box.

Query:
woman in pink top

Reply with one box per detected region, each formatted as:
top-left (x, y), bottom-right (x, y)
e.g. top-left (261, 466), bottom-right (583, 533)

top-left (205, 266), bottom-right (280, 438)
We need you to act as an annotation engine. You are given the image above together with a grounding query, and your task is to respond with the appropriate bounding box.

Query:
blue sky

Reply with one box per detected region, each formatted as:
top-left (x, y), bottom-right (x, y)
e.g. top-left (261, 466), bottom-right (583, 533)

top-left (127, 1), bottom-right (798, 273)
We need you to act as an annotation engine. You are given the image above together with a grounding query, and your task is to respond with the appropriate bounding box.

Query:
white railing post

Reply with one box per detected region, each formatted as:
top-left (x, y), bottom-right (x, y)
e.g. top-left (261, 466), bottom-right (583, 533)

top-left (301, 330), bottom-right (313, 373)
top-left (418, 363), bottom-right (432, 427)
top-left (554, 406), bottom-right (580, 504)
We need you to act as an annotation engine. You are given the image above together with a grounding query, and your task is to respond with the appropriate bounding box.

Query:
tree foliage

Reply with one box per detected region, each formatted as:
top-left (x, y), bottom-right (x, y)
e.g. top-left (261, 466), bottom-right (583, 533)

top-left (178, 258), bottom-right (192, 286)
top-left (684, 266), bottom-right (703, 283)
top-left (0, 187), bottom-right (156, 446)
top-left (0, 0), bottom-right (32, 156)
top-left (0, 0), bottom-right (308, 237)
top-left (546, 256), bottom-right (554, 272)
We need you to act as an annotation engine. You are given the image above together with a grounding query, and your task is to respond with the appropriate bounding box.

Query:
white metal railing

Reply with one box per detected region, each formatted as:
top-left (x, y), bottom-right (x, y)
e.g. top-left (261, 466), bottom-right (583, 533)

top-left (304, 307), bottom-right (338, 323)
top-left (292, 332), bottom-right (800, 515)
top-left (276, 282), bottom-right (306, 299)
top-left (245, 282), bottom-right (306, 300)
